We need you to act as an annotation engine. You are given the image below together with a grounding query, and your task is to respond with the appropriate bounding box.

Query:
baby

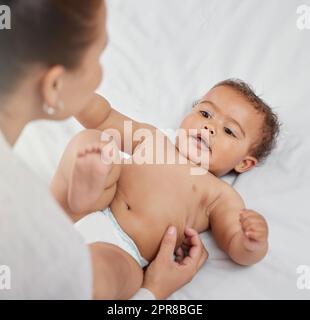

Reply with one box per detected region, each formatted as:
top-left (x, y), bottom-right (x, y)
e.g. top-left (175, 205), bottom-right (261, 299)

top-left (51, 79), bottom-right (279, 298)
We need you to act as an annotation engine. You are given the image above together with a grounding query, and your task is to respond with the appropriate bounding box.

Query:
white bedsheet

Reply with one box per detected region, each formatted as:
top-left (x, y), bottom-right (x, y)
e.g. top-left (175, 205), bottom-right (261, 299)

top-left (15, 0), bottom-right (310, 299)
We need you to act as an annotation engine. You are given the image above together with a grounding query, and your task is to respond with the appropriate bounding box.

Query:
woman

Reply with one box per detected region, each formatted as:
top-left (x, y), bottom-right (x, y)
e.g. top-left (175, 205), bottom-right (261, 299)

top-left (0, 0), bottom-right (208, 299)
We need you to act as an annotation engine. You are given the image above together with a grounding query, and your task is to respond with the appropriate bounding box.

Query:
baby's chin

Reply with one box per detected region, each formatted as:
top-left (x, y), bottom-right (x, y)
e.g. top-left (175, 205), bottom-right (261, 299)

top-left (175, 138), bottom-right (211, 170)
top-left (176, 133), bottom-right (241, 177)
top-left (176, 146), bottom-right (235, 177)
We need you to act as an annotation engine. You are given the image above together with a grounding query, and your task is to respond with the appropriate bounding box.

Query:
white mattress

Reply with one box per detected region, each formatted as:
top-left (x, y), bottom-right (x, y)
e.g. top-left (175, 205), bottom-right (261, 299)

top-left (15, 0), bottom-right (310, 299)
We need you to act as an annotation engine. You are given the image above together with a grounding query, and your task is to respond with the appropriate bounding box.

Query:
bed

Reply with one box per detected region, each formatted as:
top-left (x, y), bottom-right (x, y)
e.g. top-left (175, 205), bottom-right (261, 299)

top-left (15, 0), bottom-right (310, 299)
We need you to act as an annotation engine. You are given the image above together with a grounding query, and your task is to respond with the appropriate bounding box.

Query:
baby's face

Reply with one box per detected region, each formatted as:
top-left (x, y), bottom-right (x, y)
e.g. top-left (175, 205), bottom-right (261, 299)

top-left (177, 85), bottom-right (264, 176)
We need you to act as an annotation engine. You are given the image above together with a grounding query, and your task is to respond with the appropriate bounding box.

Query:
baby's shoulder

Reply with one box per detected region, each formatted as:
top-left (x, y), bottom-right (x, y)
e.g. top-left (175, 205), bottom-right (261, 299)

top-left (206, 174), bottom-right (244, 208)
top-left (204, 172), bottom-right (233, 193)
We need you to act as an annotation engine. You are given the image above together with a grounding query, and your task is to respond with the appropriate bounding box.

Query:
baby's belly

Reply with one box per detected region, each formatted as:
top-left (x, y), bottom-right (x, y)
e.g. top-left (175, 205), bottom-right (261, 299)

top-left (110, 189), bottom-right (188, 262)
top-left (108, 159), bottom-right (212, 262)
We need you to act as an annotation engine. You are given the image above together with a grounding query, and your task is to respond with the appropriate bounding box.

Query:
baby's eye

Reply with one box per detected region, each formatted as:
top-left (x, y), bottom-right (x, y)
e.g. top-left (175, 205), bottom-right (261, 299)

top-left (224, 127), bottom-right (236, 137)
top-left (200, 111), bottom-right (211, 119)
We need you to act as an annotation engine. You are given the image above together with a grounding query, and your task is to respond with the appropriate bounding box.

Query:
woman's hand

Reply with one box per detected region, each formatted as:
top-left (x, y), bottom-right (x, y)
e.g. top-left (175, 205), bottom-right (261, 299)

top-left (142, 226), bottom-right (208, 299)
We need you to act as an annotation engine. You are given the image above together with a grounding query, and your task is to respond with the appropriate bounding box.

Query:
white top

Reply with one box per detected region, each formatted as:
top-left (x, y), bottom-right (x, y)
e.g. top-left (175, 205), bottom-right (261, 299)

top-left (0, 131), bottom-right (92, 299)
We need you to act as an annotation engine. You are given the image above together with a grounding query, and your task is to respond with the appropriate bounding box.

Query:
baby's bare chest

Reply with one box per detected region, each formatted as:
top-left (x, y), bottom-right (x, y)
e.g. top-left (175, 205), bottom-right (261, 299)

top-left (118, 162), bottom-right (217, 223)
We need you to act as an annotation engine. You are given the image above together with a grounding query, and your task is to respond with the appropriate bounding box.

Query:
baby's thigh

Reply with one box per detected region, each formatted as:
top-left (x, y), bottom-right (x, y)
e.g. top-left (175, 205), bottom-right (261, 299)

top-left (90, 242), bottom-right (143, 299)
top-left (91, 177), bottom-right (119, 212)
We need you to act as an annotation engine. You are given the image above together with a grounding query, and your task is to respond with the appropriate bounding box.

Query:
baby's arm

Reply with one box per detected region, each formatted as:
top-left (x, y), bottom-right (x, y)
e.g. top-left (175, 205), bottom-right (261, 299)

top-left (76, 94), bottom-right (156, 154)
top-left (209, 186), bottom-right (268, 266)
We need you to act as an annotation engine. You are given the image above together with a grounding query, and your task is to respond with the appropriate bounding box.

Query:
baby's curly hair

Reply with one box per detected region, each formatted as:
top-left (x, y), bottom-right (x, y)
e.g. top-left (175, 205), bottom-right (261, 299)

top-left (213, 78), bottom-right (280, 163)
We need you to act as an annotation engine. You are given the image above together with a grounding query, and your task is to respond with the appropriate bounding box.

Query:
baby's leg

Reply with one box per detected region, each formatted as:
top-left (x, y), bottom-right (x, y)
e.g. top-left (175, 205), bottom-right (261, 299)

top-left (69, 141), bottom-right (113, 214)
top-left (90, 242), bottom-right (143, 299)
top-left (51, 129), bottom-right (121, 222)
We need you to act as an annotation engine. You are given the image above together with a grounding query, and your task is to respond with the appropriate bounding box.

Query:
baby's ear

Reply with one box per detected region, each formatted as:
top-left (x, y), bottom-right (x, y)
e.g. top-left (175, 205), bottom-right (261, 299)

top-left (234, 156), bottom-right (257, 173)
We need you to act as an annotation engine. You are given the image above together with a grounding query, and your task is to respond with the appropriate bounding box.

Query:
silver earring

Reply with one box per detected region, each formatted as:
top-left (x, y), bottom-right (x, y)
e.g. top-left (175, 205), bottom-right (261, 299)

top-left (43, 103), bottom-right (56, 115)
top-left (43, 100), bottom-right (64, 116)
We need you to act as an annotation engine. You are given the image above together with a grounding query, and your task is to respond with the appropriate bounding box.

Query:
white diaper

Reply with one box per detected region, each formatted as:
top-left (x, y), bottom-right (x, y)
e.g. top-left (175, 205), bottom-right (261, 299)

top-left (75, 208), bottom-right (149, 268)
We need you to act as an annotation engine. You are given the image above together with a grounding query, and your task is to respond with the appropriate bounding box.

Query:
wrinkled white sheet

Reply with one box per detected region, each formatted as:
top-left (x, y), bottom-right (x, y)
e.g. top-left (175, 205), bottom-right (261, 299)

top-left (15, 0), bottom-right (310, 299)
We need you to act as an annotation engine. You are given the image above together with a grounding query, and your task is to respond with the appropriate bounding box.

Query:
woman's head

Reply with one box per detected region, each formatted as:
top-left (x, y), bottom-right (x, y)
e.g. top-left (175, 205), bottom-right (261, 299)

top-left (0, 0), bottom-right (106, 119)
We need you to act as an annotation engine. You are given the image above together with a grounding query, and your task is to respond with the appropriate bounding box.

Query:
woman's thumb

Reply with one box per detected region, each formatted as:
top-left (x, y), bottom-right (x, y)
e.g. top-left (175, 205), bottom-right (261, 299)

top-left (157, 226), bottom-right (177, 260)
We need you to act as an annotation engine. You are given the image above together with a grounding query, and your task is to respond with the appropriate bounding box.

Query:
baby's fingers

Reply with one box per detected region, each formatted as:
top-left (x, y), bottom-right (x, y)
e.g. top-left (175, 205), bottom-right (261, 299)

top-left (240, 209), bottom-right (265, 221)
top-left (240, 212), bottom-right (268, 232)
top-left (245, 229), bottom-right (268, 242)
top-left (241, 218), bottom-right (266, 232)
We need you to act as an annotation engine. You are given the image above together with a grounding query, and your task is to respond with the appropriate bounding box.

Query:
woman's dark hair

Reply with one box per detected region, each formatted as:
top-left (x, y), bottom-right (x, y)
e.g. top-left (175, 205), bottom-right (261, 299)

top-left (0, 0), bottom-right (103, 94)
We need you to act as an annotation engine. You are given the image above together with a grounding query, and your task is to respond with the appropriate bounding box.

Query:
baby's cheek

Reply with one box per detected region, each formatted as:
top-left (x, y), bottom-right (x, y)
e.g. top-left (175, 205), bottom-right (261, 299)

top-left (180, 113), bottom-right (199, 129)
top-left (221, 147), bottom-right (242, 167)
top-left (179, 118), bottom-right (191, 131)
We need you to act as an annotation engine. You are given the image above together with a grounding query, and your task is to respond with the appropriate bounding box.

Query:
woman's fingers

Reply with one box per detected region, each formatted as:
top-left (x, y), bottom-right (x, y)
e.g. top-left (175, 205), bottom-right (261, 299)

top-left (198, 245), bottom-right (209, 269)
top-left (156, 226), bottom-right (177, 262)
top-left (142, 226), bottom-right (208, 299)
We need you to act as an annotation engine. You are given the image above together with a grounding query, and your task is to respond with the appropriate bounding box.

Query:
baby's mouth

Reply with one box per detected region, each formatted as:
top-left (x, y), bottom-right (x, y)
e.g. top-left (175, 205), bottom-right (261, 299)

top-left (191, 133), bottom-right (211, 153)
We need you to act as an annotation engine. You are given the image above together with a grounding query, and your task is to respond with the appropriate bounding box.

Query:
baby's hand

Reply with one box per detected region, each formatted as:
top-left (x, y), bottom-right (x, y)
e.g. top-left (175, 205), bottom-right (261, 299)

top-left (239, 209), bottom-right (268, 252)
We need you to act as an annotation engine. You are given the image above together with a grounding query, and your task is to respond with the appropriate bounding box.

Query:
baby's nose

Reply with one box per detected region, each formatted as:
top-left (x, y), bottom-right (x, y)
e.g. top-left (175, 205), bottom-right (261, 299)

top-left (204, 125), bottom-right (215, 135)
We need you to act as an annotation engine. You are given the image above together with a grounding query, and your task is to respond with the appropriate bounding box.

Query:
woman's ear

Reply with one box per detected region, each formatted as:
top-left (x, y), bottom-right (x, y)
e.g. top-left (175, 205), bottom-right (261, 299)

top-left (40, 65), bottom-right (65, 107)
top-left (234, 155), bottom-right (258, 173)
